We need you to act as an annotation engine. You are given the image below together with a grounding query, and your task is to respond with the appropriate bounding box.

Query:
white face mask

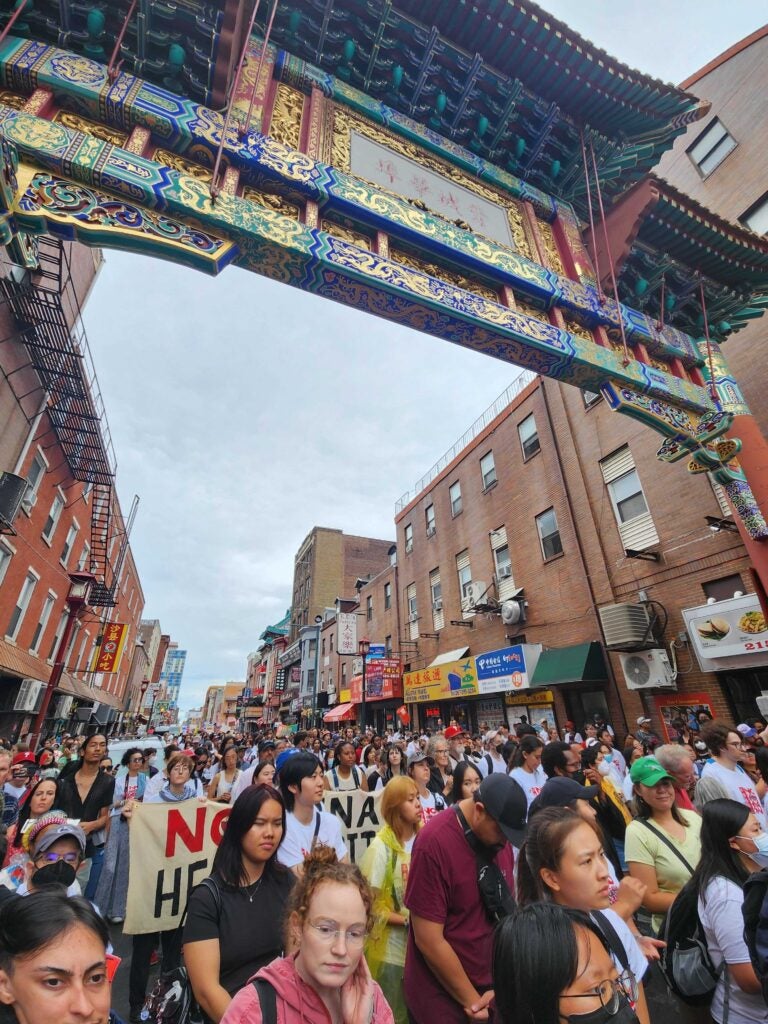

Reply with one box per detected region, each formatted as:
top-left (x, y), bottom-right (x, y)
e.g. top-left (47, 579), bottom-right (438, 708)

top-left (737, 831), bottom-right (768, 868)
top-left (597, 760), bottom-right (612, 777)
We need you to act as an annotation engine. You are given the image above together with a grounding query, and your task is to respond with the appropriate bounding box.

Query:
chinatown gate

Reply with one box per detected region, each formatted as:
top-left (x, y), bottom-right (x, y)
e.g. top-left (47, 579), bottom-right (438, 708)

top-left (0, 1), bottom-right (767, 588)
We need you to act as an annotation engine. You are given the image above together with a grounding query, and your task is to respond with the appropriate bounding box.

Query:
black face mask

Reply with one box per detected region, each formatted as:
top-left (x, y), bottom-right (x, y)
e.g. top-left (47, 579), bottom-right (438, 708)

top-left (566, 995), bottom-right (639, 1024)
top-left (31, 859), bottom-right (77, 889)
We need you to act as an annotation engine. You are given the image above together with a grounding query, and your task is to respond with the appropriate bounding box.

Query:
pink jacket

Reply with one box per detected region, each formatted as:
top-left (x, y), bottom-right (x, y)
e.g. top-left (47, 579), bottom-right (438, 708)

top-left (220, 954), bottom-right (394, 1024)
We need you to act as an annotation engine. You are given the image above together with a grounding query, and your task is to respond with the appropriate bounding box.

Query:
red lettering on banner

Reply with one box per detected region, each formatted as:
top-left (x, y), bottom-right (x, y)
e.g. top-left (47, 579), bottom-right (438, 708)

top-left (165, 807), bottom-right (206, 856)
top-left (211, 807), bottom-right (230, 844)
top-left (739, 787), bottom-right (763, 817)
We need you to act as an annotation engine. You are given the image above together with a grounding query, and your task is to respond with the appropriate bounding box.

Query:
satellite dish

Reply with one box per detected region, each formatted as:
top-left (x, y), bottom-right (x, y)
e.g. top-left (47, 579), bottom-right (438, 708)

top-left (624, 655), bottom-right (651, 686)
top-left (501, 600), bottom-right (524, 626)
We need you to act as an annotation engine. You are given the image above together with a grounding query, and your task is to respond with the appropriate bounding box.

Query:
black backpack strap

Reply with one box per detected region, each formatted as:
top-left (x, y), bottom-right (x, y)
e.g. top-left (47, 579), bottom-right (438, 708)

top-left (310, 810), bottom-right (322, 850)
top-left (592, 911), bottom-right (630, 972)
top-left (485, 753), bottom-right (493, 774)
top-left (252, 977), bottom-right (277, 1024)
top-left (637, 818), bottom-right (695, 875)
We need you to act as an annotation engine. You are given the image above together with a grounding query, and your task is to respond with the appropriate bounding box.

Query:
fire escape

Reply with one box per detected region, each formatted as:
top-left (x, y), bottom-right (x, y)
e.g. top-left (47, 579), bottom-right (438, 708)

top-left (0, 236), bottom-right (118, 606)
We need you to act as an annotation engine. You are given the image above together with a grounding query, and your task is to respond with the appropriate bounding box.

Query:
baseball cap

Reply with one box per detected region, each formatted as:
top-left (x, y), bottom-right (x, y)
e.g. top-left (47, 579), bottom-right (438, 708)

top-left (476, 774), bottom-right (528, 847)
top-left (12, 751), bottom-right (36, 767)
top-left (636, 716), bottom-right (651, 726)
top-left (737, 723), bottom-right (757, 739)
top-left (29, 816), bottom-right (86, 858)
top-left (407, 751), bottom-right (434, 768)
top-left (536, 776), bottom-right (600, 809)
top-left (444, 725), bottom-right (467, 741)
top-left (259, 740), bottom-right (276, 753)
top-left (630, 756), bottom-right (672, 787)
top-left (275, 747), bottom-right (299, 773)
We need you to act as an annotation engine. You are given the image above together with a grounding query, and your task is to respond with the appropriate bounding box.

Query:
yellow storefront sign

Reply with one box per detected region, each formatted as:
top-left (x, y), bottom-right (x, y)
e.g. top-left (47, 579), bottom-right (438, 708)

top-left (403, 658), bottom-right (479, 704)
top-left (505, 689), bottom-right (554, 706)
top-left (339, 689), bottom-right (351, 704)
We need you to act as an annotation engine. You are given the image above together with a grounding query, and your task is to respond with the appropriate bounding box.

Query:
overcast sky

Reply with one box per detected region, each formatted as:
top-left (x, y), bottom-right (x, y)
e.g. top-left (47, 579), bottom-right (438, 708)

top-left (81, 1), bottom-right (765, 714)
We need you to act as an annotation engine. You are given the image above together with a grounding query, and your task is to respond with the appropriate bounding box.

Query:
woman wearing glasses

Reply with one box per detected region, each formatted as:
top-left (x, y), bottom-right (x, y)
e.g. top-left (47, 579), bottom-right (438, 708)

top-left (95, 748), bottom-right (147, 923)
top-left (220, 845), bottom-right (394, 1024)
top-left (518, 807), bottom-right (651, 1024)
top-left (493, 903), bottom-right (640, 1024)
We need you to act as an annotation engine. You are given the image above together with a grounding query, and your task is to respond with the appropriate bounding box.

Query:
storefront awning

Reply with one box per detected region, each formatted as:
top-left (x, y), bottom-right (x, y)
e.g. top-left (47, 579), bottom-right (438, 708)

top-left (323, 702), bottom-right (357, 722)
top-left (530, 642), bottom-right (608, 687)
top-left (428, 647), bottom-right (470, 668)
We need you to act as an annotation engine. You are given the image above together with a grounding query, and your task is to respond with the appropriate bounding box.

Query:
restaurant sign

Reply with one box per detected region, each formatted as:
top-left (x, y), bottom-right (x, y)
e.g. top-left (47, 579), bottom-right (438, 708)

top-left (682, 593), bottom-right (768, 670)
top-left (349, 658), bottom-right (402, 702)
top-left (404, 658), bottom-right (478, 704)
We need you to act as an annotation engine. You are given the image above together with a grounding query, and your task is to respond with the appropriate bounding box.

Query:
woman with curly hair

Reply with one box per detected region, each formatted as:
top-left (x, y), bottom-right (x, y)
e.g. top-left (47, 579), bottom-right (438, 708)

top-left (221, 845), bottom-right (394, 1024)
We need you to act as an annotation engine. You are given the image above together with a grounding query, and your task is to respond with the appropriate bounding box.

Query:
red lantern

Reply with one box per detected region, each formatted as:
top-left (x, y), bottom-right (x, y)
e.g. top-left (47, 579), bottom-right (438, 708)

top-left (396, 705), bottom-right (410, 726)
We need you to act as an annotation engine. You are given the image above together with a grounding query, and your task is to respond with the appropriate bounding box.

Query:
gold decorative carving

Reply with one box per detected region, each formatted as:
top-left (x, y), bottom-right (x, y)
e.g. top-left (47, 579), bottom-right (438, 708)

top-left (515, 296), bottom-right (548, 323)
top-left (0, 90), bottom-right (27, 110)
top-left (125, 125), bottom-right (150, 155)
top-left (536, 217), bottom-right (565, 276)
top-left (561, 313), bottom-right (593, 342)
top-left (54, 111), bottom-right (128, 147)
top-left (242, 185), bottom-right (301, 220)
top-left (269, 84), bottom-right (305, 151)
top-left (321, 218), bottom-right (371, 250)
top-left (154, 147), bottom-right (213, 181)
top-left (331, 104), bottom-right (532, 261)
top-left (390, 247), bottom-right (498, 302)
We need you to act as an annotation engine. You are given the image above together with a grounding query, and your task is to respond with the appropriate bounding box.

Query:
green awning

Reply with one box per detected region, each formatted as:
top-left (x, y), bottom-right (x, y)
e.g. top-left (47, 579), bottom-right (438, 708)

top-left (530, 642), bottom-right (608, 688)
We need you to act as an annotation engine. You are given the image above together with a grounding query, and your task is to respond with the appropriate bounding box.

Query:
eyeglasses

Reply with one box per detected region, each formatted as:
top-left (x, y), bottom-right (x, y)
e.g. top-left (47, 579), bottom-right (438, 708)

top-left (727, 741), bottom-right (746, 750)
top-left (130, 756), bottom-right (145, 763)
top-left (560, 969), bottom-right (637, 1016)
top-left (308, 920), bottom-right (367, 947)
top-left (100, 764), bottom-right (115, 773)
top-left (35, 851), bottom-right (81, 865)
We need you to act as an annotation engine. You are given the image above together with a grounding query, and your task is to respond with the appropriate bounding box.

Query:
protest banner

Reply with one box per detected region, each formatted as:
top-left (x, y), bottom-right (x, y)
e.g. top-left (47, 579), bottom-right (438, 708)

top-left (125, 800), bottom-right (230, 934)
top-left (322, 787), bottom-right (383, 863)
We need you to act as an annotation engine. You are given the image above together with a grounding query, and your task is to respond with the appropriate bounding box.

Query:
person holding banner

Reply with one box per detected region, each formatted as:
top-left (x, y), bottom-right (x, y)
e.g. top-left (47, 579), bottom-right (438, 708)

top-left (183, 785), bottom-right (295, 1023)
top-left (360, 777), bottom-right (422, 1024)
top-left (220, 846), bottom-right (393, 1024)
top-left (279, 754), bottom-right (348, 873)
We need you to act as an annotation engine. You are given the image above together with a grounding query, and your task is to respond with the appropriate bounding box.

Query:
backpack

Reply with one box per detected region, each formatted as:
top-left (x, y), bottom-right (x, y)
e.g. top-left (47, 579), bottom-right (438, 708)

top-left (742, 868), bottom-right (768, 1003)
top-left (657, 878), bottom-right (721, 1006)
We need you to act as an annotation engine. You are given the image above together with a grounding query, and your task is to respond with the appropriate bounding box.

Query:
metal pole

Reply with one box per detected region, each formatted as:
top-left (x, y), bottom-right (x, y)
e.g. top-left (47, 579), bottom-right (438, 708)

top-left (29, 596), bottom-right (84, 751)
top-left (312, 625), bottom-right (321, 728)
top-left (361, 655), bottom-right (367, 732)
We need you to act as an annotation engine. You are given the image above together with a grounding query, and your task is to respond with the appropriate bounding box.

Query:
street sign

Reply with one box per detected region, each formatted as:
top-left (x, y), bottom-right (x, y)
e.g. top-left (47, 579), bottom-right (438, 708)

top-left (367, 644), bottom-right (386, 660)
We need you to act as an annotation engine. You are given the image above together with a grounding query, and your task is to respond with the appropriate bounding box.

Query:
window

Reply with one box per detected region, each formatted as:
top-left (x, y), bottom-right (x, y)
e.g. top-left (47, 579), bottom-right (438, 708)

top-left (47, 610), bottom-right (67, 661)
top-left (41, 494), bottom-right (64, 543)
top-left (425, 504), bottom-right (436, 536)
top-left (490, 526), bottom-right (515, 597)
top-left (740, 193), bottom-right (768, 236)
top-left (703, 575), bottom-right (744, 602)
top-left (385, 635), bottom-right (392, 657)
top-left (0, 540), bottom-right (13, 587)
top-left (480, 451), bottom-right (497, 489)
top-left (60, 523), bottom-right (78, 566)
top-left (536, 508), bottom-right (563, 561)
top-left (366, 595), bottom-right (373, 621)
top-left (430, 568), bottom-right (444, 630)
top-left (30, 591), bottom-right (56, 655)
top-left (329, 632), bottom-right (334, 653)
top-left (404, 523), bottom-right (414, 553)
top-left (23, 451), bottom-right (47, 510)
top-left (600, 447), bottom-right (658, 551)
top-left (494, 544), bottom-right (512, 580)
top-left (456, 550), bottom-right (472, 606)
top-left (449, 481), bottom-right (462, 517)
top-left (76, 630), bottom-right (90, 672)
top-left (384, 582), bottom-right (391, 610)
top-left (388, 545), bottom-right (397, 567)
top-left (406, 583), bottom-right (418, 640)
top-left (518, 414), bottom-right (540, 459)
top-left (64, 621), bottom-right (81, 667)
top-left (688, 118), bottom-right (737, 177)
top-left (7, 570), bottom-right (38, 640)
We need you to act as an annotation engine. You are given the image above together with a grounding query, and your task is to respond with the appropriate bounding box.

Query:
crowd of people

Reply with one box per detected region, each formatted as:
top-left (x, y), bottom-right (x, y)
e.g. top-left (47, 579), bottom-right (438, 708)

top-left (1, 709), bottom-right (768, 1024)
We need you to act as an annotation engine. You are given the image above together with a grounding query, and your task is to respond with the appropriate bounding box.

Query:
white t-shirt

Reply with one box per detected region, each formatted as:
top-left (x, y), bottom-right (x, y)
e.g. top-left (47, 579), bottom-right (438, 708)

top-left (593, 909), bottom-right (648, 982)
top-left (699, 875), bottom-right (768, 1024)
top-left (701, 761), bottom-right (767, 828)
top-left (324, 765), bottom-right (364, 790)
top-left (231, 764), bottom-right (258, 802)
top-left (477, 752), bottom-right (507, 778)
top-left (277, 809), bottom-right (347, 868)
top-left (418, 790), bottom-right (445, 825)
top-left (509, 766), bottom-right (547, 809)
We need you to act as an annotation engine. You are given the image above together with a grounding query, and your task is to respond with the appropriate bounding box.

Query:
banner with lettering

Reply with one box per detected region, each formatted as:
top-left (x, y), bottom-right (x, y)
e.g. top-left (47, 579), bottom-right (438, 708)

top-left (323, 788), bottom-right (383, 864)
top-left (125, 801), bottom-right (230, 935)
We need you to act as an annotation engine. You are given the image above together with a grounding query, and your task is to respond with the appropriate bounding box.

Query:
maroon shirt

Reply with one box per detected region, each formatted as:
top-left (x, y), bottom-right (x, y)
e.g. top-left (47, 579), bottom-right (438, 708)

top-left (404, 807), bottom-right (515, 1024)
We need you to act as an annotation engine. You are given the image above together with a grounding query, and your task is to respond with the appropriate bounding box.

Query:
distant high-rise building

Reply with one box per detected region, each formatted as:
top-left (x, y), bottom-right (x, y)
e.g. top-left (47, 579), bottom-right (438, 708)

top-left (159, 642), bottom-right (187, 706)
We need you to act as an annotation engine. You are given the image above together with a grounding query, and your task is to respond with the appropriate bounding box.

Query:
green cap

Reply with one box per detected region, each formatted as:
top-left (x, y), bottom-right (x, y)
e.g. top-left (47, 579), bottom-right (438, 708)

top-left (630, 756), bottom-right (673, 787)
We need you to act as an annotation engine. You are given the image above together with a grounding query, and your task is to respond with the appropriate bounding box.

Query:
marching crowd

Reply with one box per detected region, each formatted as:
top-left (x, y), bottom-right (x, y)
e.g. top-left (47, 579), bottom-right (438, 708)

top-left (1, 710), bottom-right (768, 1024)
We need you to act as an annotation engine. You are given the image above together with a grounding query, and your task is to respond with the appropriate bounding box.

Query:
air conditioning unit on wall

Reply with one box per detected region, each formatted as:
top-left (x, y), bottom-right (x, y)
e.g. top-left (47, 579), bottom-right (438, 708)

top-left (599, 603), bottom-right (654, 650)
top-left (619, 649), bottom-right (676, 690)
top-left (14, 678), bottom-right (44, 712)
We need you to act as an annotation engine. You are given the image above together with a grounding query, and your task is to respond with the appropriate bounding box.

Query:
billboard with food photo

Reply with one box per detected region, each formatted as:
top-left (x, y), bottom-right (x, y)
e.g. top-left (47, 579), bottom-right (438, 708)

top-left (683, 593), bottom-right (768, 668)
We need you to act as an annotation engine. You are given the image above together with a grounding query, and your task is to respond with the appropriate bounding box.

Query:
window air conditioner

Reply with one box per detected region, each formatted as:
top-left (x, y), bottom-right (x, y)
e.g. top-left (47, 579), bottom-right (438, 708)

top-left (498, 566), bottom-right (512, 579)
top-left (426, 525), bottom-right (436, 537)
top-left (619, 649), bottom-right (675, 690)
top-left (14, 678), bottom-right (44, 712)
top-left (405, 541), bottom-right (413, 553)
top-left (433, 598), bottom-right (443, 611)
top-left (408, 613), bottom-right (418, 623)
